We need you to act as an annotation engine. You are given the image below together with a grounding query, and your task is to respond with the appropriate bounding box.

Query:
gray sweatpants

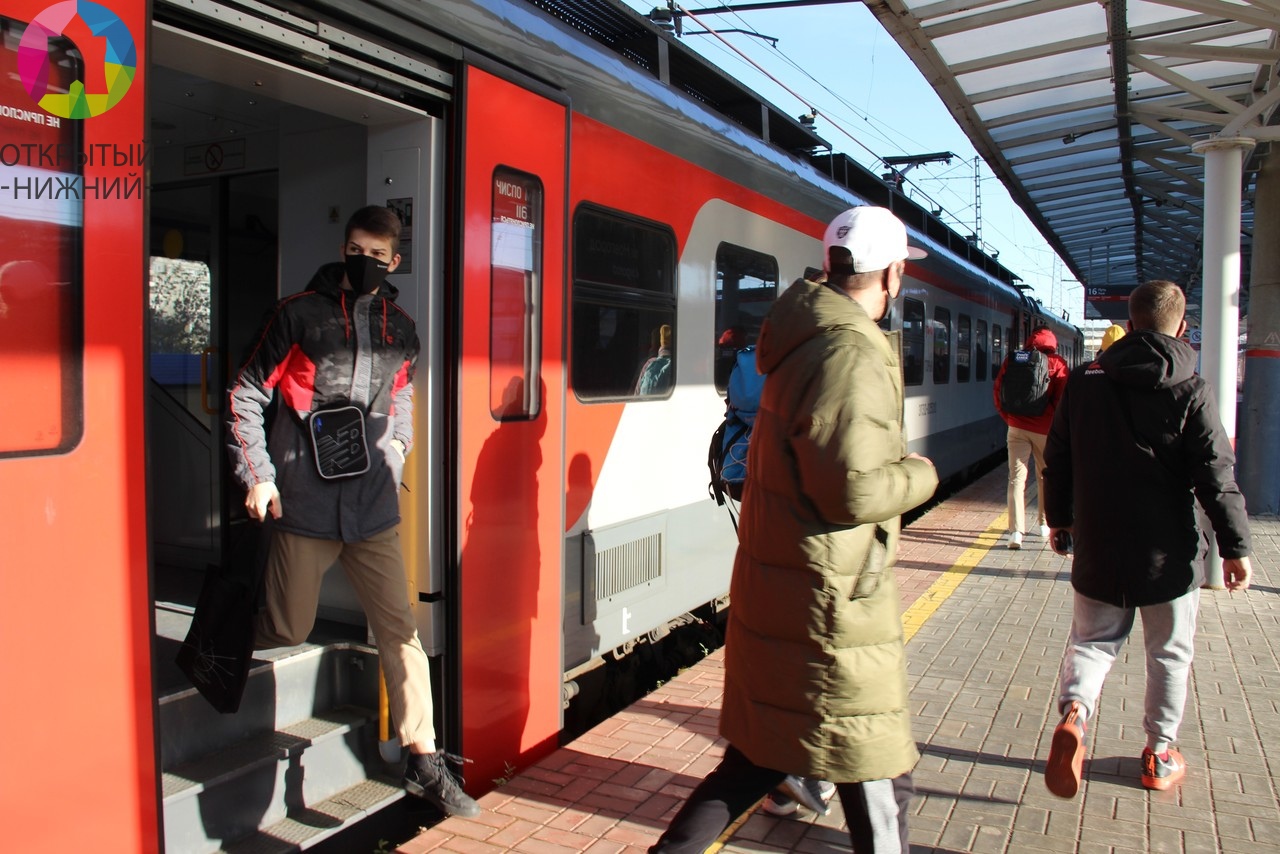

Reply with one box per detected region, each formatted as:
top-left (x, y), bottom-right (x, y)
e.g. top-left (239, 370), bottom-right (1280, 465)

top-left (1057, 588), bottom-right (1200, 748)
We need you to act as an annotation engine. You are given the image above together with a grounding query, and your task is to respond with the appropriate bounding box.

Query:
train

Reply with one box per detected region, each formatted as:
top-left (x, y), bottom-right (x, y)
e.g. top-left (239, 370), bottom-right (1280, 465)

top-left (0, 0), bottom-right (1081, 850)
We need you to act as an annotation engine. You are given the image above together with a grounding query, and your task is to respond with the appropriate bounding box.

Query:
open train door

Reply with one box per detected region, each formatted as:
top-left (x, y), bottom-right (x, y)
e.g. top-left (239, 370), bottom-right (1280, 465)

top-left (0, 1), bottom-right (156, 849)
top-left (454, 65), bottom-right (567, 788)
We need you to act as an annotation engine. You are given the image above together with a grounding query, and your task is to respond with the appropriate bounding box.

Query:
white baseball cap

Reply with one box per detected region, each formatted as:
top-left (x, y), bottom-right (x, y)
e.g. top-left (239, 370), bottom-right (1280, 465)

top-left (823, 206), bottom-right (927, 273)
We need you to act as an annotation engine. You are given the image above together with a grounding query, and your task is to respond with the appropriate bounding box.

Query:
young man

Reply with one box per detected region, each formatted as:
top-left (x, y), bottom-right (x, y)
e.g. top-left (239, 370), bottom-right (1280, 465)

top-left (1041, 279), bottom-right (1252, 797)
top-left (226, 205), bottom-right (480, 817)
top-left (649, 206), bottom-right (938, 854)
top-left (992, 327), bottom-right (1069, 548)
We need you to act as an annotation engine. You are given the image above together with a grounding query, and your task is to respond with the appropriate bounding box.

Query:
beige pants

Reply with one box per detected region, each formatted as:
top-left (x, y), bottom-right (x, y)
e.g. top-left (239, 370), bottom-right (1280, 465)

top-left (255, 525), bottom-right (435, 747)
top-left (1006, 426), bottom-right (1048, 534)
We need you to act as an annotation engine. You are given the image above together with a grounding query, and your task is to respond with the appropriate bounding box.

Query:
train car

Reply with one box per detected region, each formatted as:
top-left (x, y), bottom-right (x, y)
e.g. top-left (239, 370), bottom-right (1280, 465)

top-left (0, 0), bottom-right (1081, 850)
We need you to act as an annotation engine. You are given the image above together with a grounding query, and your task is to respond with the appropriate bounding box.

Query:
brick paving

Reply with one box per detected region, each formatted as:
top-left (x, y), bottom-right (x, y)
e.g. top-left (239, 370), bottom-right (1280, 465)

top-left (400, 467), bottom-right (1280, 853)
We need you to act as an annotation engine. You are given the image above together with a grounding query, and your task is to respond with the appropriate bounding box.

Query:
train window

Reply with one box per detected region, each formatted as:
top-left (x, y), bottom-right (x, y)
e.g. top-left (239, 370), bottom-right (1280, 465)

top-left (992, 323), bottom-right (1003, 378)
top-left (932, 307), bottom-right (951, 384)
top-left (957, 314), bottom-right (972, 383)
top-left (571, 206), bottom-right (677, 400)
top-left (490, 169), bottom-right (543, 419)
top-left (0, 19), bottom-right (84, 457)
top-left (902, 298), bottom-right (925, 387)
top-left (975, 319), bottom-right (988, 382)
top-left (714, 242), bottom-right (777, 391)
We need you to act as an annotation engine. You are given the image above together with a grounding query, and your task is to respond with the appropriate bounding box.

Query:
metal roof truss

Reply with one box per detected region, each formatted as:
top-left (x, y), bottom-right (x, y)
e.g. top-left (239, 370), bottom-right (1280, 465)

top-left (866, 0), bottom-right (1280, 320)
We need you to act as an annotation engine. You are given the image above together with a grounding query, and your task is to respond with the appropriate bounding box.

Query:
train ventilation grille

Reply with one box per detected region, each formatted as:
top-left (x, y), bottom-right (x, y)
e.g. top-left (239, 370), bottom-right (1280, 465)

top-left (593, 533), bottom-right (663, 600)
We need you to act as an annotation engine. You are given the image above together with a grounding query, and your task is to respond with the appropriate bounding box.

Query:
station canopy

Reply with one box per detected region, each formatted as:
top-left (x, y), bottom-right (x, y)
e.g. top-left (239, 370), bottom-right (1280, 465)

top-left (865, 0), bottom-right (1280, 322)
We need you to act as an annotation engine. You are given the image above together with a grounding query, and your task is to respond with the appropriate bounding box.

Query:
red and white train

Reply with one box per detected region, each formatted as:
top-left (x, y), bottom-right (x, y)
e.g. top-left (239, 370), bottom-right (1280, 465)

top-left (0, 0), bottom-right (1080, 849)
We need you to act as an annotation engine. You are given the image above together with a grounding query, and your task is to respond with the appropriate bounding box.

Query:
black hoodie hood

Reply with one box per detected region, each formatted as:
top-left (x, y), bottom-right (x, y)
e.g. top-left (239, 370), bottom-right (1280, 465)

top-left (305, 262), bottom-right (403, 344)
top-left (1098, 328), bottom-right (1196, 391)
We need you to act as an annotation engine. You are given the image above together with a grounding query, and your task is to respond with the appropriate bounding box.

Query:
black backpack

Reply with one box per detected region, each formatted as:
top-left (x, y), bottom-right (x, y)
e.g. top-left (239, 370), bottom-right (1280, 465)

top-left (999, 348), bottom-right (1051, 417)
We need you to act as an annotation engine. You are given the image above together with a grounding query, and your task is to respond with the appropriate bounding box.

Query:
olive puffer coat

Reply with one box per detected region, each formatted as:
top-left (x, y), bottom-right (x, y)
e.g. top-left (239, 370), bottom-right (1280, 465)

top-left (719, 277), bottom-right (939, 783)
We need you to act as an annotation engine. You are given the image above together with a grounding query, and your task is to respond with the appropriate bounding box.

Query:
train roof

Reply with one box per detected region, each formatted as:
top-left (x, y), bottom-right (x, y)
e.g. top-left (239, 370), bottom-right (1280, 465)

top-left (155, 0), bottom-right (1037, 298)
top-left (518, 0), bottom-right (1025, 288)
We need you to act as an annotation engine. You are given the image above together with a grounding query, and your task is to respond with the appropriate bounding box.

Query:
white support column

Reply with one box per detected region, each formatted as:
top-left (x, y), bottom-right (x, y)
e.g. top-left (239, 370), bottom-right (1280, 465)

top-left (1191, 135), bottom-right (1254, 588)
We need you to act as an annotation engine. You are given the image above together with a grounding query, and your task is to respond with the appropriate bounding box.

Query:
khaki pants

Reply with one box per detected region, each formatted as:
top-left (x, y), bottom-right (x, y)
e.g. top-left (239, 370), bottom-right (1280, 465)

top-left (1006, 425), bottom-right (1048, 534)
top-left (255, 525), bottom-right (435, 747)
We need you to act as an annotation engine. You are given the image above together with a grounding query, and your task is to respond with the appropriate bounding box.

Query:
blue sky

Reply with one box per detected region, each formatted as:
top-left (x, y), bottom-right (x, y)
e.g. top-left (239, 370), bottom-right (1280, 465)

top-left (618, 0), bottom-right (1092, 327)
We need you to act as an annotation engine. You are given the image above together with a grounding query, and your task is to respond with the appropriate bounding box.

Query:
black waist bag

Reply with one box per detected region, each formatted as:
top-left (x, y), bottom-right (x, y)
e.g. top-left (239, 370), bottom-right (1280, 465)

top-left (309, 405), bottom-right (370, 479)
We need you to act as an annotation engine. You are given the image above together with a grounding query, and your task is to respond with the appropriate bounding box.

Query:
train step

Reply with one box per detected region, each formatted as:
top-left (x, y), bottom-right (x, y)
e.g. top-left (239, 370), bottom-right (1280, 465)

top-left (221, 777), bottom-right (405, 854)
top-left (158, 640), bottom-right (398, 853)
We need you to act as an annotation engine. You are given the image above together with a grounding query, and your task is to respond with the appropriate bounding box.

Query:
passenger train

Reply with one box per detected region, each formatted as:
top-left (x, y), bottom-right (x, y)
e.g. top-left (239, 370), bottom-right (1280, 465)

top-left (0, 0), bottom-right (1080, 849)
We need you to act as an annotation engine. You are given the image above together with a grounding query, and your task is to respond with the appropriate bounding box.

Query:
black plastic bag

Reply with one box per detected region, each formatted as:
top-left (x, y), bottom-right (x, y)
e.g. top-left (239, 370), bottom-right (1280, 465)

top-left (175, 522), bottom-right (269, 713)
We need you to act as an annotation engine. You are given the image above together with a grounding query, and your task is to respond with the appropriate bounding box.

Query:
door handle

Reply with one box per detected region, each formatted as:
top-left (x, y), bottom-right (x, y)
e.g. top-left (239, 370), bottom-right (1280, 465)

top-left (200, 346), bottom-right (218, 415)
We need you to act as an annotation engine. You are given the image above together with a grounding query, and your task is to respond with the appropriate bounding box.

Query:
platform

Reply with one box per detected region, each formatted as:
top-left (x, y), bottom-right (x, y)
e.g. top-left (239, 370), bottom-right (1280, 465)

top-left (399, 466), bottom-right (1280, 853)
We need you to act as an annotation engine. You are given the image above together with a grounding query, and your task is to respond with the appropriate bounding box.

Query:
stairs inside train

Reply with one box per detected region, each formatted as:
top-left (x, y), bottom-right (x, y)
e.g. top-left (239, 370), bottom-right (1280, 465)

top-left (155, 603), bottom-right (407, 854)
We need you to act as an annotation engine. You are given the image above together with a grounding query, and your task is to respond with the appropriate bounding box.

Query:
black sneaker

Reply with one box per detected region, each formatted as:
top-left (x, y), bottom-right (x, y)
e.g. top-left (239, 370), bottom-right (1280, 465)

top-left (404, 751), bottom-right (482, 817)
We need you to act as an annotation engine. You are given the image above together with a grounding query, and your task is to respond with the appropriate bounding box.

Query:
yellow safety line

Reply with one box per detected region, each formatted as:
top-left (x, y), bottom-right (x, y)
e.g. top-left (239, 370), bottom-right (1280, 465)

top-left (901, 512), bottom-right (1009, 642)
top-left (704, 512), bottom-right (1007, 853)
top-left (705, 808), bottom-right (757, 854)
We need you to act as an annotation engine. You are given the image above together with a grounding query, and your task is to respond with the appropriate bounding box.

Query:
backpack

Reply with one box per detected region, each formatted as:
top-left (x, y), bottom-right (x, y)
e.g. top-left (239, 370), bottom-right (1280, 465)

top-left (999, 348), bottom-right (1051, 417)
top-left (708, 347), bottom-right (766, 507)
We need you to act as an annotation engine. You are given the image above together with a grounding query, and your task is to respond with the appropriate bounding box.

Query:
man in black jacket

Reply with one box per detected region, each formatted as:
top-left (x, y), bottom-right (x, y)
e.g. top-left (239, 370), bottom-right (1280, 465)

top-left (1040, 279), bottom-right (1252, 798)
top-left (227, 205), bottom-right (479, 817)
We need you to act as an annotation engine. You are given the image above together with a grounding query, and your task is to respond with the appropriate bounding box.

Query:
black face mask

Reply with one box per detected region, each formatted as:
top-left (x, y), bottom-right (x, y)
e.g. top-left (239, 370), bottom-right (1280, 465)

top-left (876, 275), bottom-right (895, 327)
top-left (344, 254), bottom-right (390, 295)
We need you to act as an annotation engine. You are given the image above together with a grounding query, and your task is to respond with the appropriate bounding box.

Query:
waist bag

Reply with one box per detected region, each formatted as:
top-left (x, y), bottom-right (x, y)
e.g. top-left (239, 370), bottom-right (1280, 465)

top-left (309, 405), bottom-right (370, 479)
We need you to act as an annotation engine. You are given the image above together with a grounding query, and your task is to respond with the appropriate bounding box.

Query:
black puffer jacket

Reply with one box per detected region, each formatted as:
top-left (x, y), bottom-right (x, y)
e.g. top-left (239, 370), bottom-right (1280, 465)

top-left (226, 263), bottom-right (419, 542)
top-left (1042, 329), bottom-right (1250, 607)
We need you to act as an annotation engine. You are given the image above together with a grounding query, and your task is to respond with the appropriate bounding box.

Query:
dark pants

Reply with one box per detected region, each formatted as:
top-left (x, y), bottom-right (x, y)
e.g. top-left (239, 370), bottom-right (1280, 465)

top-left (649, 745), bottom-right (913, 854)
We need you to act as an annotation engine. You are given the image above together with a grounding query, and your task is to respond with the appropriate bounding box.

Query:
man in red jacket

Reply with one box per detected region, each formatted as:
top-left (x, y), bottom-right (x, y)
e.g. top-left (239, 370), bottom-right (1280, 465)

top-left (992, 327), bottom-right (1069, 548)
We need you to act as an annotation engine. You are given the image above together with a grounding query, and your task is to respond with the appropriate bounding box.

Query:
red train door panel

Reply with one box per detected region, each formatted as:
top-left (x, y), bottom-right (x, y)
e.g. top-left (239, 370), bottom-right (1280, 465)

top-left (0, 1), bottom-right (155, 849)
top-left (456, 66), bottom-right (567, 788)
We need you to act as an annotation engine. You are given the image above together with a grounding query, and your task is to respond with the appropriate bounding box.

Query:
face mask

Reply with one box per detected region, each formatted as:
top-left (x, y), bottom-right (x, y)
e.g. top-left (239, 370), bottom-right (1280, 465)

top-left (877, 276), bottom-right (895, 326)
top-left (344, 253), bottom-right (390, 295)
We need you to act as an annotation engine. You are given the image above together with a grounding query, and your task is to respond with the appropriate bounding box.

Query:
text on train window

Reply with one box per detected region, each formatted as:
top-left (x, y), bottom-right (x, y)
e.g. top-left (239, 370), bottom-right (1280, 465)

top-left (902, 298), bottom-right (925, 387)
top-left (571, 206), bottom-right (677, 401)
top-left (957, 313), bottom-right (972, 383)
top-left (714, 243), bottom-right (777, 392)
top-left (490, 168), bottom-right (542, 420)
top-left (0, 17), bottom-right (83, 457)
top-left (932, 307), bottom-right (951, 384)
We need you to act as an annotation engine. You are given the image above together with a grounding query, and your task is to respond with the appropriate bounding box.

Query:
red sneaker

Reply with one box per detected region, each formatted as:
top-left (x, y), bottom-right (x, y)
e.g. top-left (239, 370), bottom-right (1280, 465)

top-left (1141, 747), bottom-right (1186, 791)
top-left (1044, 701), bottom-right (1086, 798)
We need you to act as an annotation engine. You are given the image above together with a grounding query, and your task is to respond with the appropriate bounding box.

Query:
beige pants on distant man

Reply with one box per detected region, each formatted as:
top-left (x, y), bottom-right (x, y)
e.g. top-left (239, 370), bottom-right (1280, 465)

top-left (254, 525), bottom-right (435, 747)
top-left (1006, 425), bottom-right (1049, 534)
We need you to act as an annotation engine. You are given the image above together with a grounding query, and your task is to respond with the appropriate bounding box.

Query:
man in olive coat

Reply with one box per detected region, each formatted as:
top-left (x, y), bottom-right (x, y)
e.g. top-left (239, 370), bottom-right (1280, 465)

top-left (650, 207), bottom-right (938, 854)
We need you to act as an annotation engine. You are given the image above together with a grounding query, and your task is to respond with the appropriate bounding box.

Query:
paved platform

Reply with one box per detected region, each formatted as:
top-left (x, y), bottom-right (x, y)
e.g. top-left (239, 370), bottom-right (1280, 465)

top-left (399, 466), bottom-right (1280, 853)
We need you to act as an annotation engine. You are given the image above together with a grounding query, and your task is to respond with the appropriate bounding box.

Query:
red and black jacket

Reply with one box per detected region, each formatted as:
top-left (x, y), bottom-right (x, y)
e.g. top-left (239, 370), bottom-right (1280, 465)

top-left (226, 262), bottom-right (419, 542)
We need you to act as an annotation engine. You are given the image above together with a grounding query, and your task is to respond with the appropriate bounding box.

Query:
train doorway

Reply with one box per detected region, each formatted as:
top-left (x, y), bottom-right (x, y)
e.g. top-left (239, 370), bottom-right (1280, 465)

top-left (146, 21), bottom-right (453, 850)
top-left (145, 27), bottom-right (442, 618)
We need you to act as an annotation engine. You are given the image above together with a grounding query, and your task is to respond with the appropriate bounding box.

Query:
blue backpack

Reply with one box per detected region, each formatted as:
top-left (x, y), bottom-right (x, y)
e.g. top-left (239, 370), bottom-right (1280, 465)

top-left (708, 347), bottom-right (766, 507)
